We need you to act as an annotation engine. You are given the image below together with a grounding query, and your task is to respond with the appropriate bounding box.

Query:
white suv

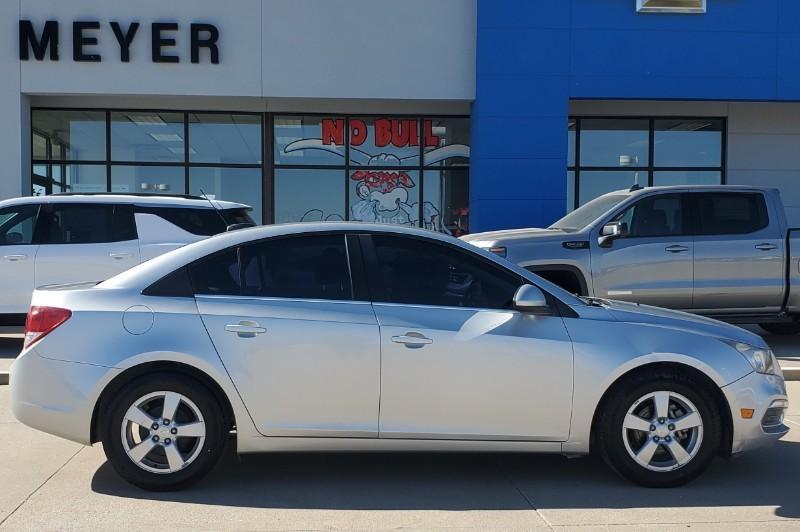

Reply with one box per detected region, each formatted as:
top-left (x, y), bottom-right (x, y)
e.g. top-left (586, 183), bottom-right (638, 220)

top-left (0, 193), bottom-right (254, 325)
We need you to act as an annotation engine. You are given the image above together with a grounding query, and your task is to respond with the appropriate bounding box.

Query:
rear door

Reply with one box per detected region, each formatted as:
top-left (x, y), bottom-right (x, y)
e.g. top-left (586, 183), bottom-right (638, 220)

top-left (591, 193), bottom-right (694, 309)
top-left (0, 204), bottom-right (40, 315)
top-left (34, 203), bottom-right (140, 286)
top-left (691, 192), bottom-right (783, 311)
top-left (193, 233), bottom-right (381, 437)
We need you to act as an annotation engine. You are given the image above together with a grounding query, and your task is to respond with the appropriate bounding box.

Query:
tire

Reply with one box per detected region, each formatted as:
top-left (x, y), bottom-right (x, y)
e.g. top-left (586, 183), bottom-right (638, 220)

top-left (100, 373), bottom-right (227, 491)
top-left (596, 371), bottom-right (721, 488)
top-left (759, 321), bottom-right (800, 335)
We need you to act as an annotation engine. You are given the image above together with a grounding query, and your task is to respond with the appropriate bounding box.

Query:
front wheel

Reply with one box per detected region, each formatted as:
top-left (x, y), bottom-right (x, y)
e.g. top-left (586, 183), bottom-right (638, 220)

top-left (759, 321), bottom-right (800, 335)
top-left (597, 374), bottom-right (721, 487)
top-left (100, 373), bottom-right (227, 491)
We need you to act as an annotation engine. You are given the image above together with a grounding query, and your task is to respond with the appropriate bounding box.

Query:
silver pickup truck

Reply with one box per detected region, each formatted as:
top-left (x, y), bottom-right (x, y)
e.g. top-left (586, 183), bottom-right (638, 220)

top-left (462, 185), bottom-right (800, 334)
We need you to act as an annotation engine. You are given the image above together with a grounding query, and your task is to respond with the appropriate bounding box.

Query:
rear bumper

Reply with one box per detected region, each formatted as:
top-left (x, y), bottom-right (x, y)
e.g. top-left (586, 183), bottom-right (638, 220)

top-left (722, 371), bottom-right (790, 455)
top-left (11, 348), bottom-right (118, 445)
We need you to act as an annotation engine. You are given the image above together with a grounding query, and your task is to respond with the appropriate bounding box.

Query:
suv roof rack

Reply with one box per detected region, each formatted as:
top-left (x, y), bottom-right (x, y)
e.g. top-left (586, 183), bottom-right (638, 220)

top-left (51, 192), bottom-right (207, 200)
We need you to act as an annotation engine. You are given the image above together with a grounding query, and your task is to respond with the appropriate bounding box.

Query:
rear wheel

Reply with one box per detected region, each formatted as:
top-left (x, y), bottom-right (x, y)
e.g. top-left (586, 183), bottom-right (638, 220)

top-left (597, 373), bottom-right (721, 487)
top-left (759, 321), bottom-right (800, 335)
top-left (101, 373), bottom-right (227, 491)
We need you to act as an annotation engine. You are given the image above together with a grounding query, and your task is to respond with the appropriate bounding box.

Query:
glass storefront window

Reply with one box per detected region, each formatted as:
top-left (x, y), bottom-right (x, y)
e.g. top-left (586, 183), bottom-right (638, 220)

top-left (579, 119), bottom-right (649, 167)
top-left (349, 169), bottom-right (420, 226)
top-left (578, 171), bottom-right (640, 205)
top-left (424, 117), bottom-right (470, 167)
top-left (32, 110), bottom-right (106, 161)
top-left (348, 117), bottom-right (420, 167)
top-left (273, 116), bottom-right (347, 166)
top-left (33, 163), bottom-right (106, 194)
top-left (111, 166), bottom-right (185, 195)
top-left (189, 113), bottom-right (262, 164)
top-left (274, 169), bottom-right (346, 224)
top-left (423, 169), bottom-right (469, 236)
top-left (111, 112), bottom-right (184, 162)
top-left (189, 167), bottom-right (263, 222)
top-left (654, 119), bottom-right (723, 167)
top-left (569, 117), bottom-right (724, 208)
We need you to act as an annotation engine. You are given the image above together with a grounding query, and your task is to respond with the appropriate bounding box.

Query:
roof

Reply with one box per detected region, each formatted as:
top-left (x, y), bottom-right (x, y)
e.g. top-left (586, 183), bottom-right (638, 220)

top-left (0, 194), bottom-right (251, 210)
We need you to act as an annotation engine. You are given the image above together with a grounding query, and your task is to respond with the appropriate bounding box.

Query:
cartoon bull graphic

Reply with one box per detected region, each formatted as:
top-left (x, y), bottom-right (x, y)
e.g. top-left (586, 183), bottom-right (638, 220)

top-left (283, 139), bottom-right (470, 232)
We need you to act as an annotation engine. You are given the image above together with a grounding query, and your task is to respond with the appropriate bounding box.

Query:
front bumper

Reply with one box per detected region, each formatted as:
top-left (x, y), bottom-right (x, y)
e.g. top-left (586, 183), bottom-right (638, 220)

top-left (722, 371), bottom-right (790, 455)
top-left (11, 348), bottom-right (119, 445)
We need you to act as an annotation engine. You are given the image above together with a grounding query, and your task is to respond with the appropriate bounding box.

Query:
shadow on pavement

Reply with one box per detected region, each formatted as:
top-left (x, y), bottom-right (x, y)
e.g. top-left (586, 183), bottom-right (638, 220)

top-left (91, 437), bottom-right (800, 518)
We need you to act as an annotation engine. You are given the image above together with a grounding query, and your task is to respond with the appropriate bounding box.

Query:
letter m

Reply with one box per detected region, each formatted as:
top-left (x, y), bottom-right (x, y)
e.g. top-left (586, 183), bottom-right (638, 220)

top-left (19, 20), bottom-right (59, 61)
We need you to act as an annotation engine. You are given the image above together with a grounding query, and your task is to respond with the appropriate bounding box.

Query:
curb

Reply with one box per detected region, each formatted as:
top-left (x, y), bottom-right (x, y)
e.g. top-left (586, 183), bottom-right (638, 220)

top-left (0, 372), bottom-right (7, 385)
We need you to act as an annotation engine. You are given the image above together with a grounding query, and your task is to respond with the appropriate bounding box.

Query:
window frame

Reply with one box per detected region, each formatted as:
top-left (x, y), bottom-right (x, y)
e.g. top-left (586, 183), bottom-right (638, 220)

top-left (568, 116), bottom-right (727, 210)
top-left (357, 232), bottom-right (525, 311)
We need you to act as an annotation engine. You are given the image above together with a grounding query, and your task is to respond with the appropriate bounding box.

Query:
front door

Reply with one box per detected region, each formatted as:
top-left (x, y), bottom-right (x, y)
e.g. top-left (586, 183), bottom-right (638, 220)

top-left (193, 233), bottom-right (381, 437)
top-left (591, 193), bottom-right (693, 309)
top-left (0, 204), bottom-right (40, 315)
top-left (363, 234), bottom-right (574, 441)
top-left (34, 203), bottom-right (140, 286)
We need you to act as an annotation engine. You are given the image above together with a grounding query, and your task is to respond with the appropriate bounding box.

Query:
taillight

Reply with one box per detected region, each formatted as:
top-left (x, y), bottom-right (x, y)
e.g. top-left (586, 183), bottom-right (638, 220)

top-left (23, 306), bottom-right (72, 350)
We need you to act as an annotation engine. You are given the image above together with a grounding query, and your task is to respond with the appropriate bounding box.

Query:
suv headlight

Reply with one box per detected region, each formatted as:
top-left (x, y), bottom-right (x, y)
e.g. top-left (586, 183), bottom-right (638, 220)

top-left (726, 341), bottom-right (783, 377)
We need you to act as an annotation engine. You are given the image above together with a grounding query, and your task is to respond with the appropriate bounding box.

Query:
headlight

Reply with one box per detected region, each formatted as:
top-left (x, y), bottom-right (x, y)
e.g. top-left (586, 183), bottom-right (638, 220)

top-left (727, 341), bottom-right (783, 377)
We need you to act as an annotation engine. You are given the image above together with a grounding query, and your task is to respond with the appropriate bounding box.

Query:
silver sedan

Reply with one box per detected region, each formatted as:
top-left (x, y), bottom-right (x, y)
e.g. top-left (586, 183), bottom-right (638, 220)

top-left (11, 223), bottom-right (789, 490)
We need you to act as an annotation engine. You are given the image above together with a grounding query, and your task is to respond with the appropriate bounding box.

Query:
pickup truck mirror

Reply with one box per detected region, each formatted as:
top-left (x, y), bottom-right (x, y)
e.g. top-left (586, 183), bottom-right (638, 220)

top-left (598, 221), bottom-right (628, 248)
top-left (513, 284), bottom-right (550, 314)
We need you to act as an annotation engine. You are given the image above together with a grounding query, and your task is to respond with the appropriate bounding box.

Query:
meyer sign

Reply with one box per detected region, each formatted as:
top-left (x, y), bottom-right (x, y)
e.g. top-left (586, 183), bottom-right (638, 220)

top-left (19, 20), bottom-right (220, 64)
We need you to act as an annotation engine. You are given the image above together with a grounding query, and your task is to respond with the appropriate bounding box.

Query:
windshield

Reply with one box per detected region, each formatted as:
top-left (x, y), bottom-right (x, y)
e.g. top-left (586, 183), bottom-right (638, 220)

top-left (550, 193), bottom-right (630, 232)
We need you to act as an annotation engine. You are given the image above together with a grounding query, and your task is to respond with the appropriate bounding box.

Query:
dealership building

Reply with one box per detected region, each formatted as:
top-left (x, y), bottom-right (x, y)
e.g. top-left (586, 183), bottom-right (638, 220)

top-left (4, 0), bottom-right (800, 233)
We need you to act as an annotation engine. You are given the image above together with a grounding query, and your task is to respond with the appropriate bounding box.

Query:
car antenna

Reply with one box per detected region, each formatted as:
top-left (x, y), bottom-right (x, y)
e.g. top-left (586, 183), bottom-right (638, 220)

top-left (199, 188), bottom-right (229, 228)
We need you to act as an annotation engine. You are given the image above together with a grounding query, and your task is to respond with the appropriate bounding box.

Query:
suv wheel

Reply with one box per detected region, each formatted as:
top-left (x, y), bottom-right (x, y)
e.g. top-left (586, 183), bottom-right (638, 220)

top-left (597, 373), bottom-right (721, 487)
top-left (101, 373), bottom-right (227, 491)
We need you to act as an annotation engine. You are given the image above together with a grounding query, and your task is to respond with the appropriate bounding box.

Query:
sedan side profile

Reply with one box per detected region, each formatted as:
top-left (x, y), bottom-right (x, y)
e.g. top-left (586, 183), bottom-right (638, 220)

top-left (11, 223), bottom-right (789, 490)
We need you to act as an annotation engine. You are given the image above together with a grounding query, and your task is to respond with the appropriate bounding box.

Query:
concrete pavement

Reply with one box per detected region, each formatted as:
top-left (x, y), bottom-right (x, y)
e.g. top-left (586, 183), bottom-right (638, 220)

top-left (0, 383), bottom-right (798, 531)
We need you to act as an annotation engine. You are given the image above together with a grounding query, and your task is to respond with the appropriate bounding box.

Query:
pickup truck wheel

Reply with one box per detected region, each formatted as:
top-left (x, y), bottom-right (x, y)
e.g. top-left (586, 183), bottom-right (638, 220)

top-left (597, 373), bottom-right (721, 487)
top-left (759, 322), bottom-right (800, 335)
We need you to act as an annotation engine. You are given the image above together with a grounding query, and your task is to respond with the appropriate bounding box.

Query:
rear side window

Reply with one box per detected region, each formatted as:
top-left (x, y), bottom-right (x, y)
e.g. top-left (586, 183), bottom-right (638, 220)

top-left (136, 206), bottom-right (227, 236)
top-left (36, 204), bottom-right (137, 244)
top-left (188, 234), bottom-right (353, 301)
top-left (222, 208), bottom-right (255, 226)
top-left (0, 204), bottom-right (39, 245)
top-left (695, 193), bottom-right (768, 235)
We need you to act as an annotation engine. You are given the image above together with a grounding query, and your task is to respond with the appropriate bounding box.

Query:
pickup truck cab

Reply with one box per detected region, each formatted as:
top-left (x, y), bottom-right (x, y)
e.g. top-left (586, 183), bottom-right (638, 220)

top-left (463, 185), bottom-right (800, 334)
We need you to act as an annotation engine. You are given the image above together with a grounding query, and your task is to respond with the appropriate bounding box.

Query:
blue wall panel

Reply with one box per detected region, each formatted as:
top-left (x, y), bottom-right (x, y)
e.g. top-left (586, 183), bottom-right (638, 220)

top-left (471, 0), bottom-right (800, 232)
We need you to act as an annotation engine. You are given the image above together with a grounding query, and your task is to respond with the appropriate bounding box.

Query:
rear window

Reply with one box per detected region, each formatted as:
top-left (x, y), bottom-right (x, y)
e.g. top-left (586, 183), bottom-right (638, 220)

top-left (135, 206), bottom-right (252, 236)
top-left (694, 193), bottom-right (768, 235)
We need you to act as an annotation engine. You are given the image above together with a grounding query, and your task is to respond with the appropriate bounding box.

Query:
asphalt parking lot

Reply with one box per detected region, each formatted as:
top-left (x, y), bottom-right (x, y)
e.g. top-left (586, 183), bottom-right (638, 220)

top-left (1, 335), bottom-right (800, 531)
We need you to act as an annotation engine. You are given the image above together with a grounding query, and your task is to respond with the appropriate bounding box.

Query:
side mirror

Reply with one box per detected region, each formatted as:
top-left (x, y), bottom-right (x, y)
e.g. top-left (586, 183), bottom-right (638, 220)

top-left (513, 284), bottom-right (550, 313)
top-left (598, 221), bottom-right (628, 248)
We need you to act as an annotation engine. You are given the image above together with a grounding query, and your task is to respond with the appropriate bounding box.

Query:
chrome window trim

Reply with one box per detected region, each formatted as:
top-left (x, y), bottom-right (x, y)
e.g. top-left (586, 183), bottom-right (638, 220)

top-left (636, 0), bottom-right (706, 14)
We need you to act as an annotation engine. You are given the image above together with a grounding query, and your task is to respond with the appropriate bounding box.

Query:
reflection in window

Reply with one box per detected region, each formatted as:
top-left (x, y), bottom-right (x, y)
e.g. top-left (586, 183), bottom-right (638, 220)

top-left (653, 171), bottom-right (721, 186)
top-left (111, 166), bottom-right (185, 194)
top-left (273, 116), bottom-right (347, 166)
top-left (189, 167), bottom-right (262, 222)
top-left (578, 171), bottom-right (639, 204)
top-left (579, 119), bottom-right (649, 167)
top-left (189, 113), bottom-right (262, 164)
top-left (349, 170), bottom-right (420, 226)
top-left (654, 119), bottom-right (722, 167)
top-left (274, 169), bottom-right (346, 224)
top-left (32, 164), bottom-right (106, 194)
top-left (111, 112), bottom-right (184, 162)
top-left (423, 169), bottom-right (469, 236)
top-left (32, 110), bottom-right (106, 161)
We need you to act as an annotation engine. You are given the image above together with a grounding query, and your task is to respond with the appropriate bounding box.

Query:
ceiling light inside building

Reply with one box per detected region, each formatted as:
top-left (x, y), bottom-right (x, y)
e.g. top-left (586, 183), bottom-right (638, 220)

top-left (637, 0), bottom-right (706, 13)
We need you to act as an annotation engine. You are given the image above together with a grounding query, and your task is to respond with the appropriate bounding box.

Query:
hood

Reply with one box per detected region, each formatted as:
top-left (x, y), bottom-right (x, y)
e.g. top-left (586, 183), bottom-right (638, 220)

top-left (597, 299), bottom-right (767, 348)
top-left (461, 227), bottom-right (575, 245)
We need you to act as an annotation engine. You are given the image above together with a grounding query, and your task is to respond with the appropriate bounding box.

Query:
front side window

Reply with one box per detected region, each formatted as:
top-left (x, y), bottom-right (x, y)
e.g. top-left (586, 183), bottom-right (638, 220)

top-left (37, 204), bottom-right (136, 244)
top-left (694, 193), bottom-right (768, 235)
top-left (369, 235), bottom-right (521, 309)
top-left (613, 194), bottom-right (687, 238)
top-left (0, 205), bottom-right (39, 245)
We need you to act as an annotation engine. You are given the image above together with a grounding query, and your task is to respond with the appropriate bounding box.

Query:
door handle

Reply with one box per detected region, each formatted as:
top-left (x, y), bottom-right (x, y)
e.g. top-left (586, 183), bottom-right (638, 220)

top-left (665, 245), bottom-right (689, 253)
top-left (391, 333), bottom-right (433, 348)
top-left (3, 254), bottom-right (26, 262)
top-left (225, 321), bottom-right (266, 337)
top-left (109, 252), bottom-right (132, 260)
top-left (755, 243), bottom-right (777, 251)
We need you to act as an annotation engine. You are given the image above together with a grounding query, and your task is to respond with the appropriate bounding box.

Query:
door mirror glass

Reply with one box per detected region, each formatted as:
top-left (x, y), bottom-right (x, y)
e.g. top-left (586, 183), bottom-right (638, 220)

top-left (513, 284), bottom-right (549, 312)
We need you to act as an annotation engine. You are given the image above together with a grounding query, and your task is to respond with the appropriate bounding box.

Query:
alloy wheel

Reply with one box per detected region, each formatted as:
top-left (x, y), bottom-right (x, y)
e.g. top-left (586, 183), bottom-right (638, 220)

top-left (120, 391), bottom-right (206, 474)
top-left (621, 390), bottom-right (704, 472)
